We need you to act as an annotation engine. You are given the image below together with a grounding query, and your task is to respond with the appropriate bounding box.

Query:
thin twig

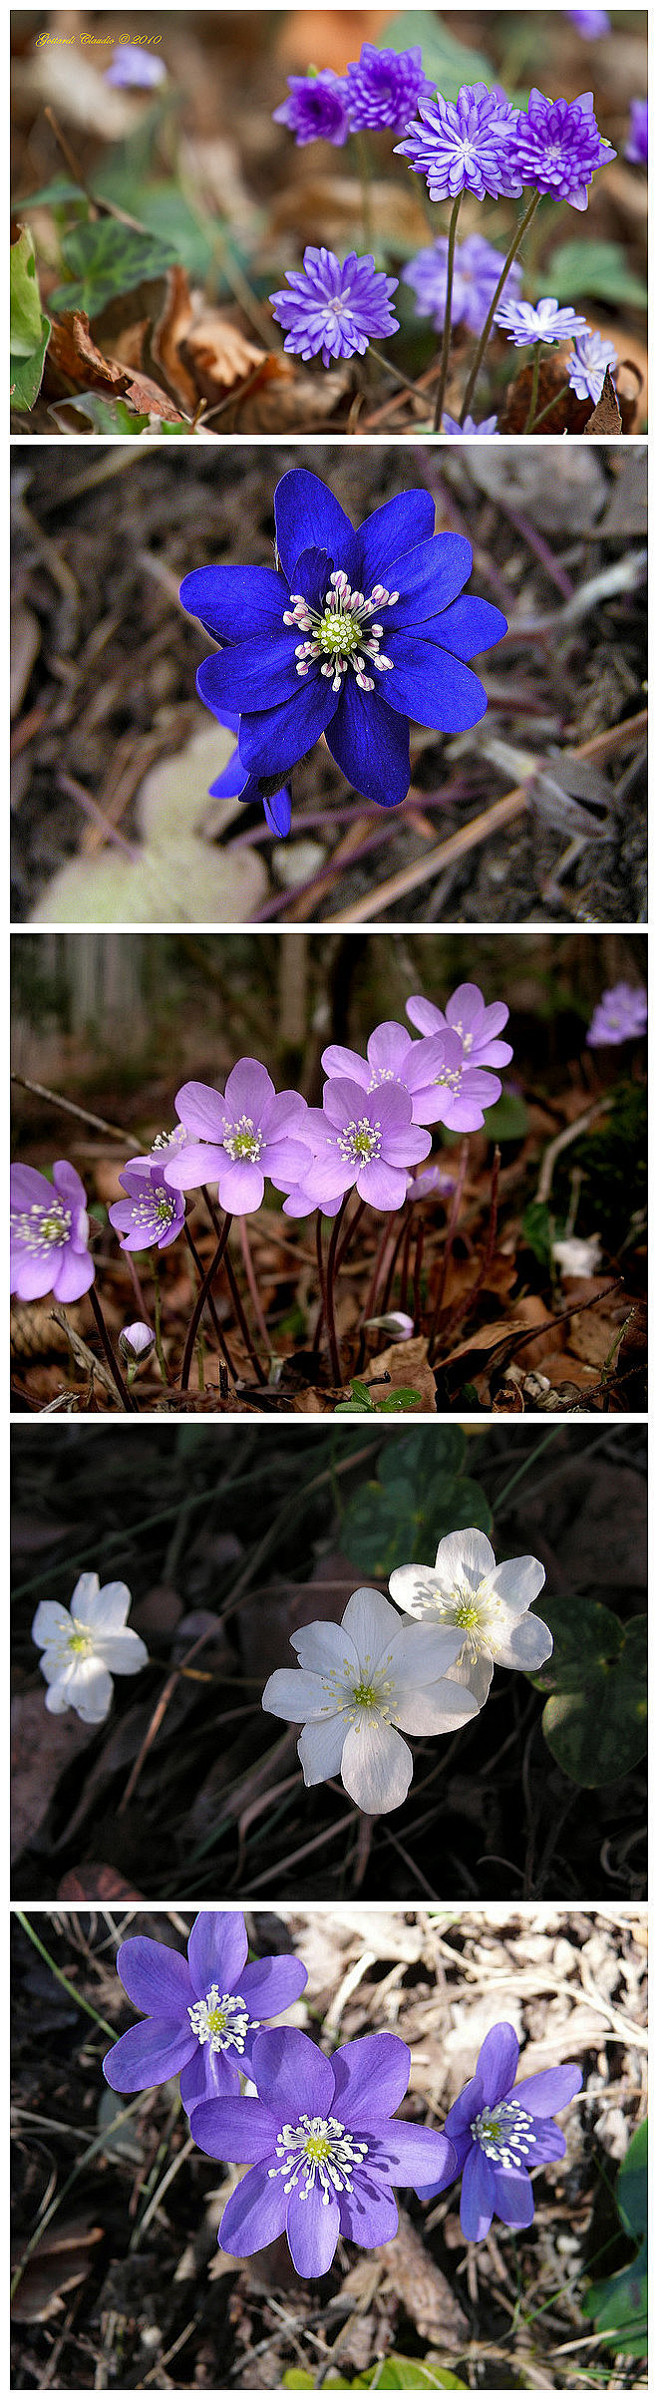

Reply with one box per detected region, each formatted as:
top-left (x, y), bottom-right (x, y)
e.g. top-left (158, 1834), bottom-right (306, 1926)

top-left (87, 1286), bottom-right (137, 1411)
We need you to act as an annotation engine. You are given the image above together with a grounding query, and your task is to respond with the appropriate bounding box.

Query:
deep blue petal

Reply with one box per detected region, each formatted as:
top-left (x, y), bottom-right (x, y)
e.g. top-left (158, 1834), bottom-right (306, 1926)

top-left (385, 634), bottom-right (490, 732)
top-left (209, 750), bottom-right (250, 799)
top-left (263, 787), bottom-right (292, 837)
top-left (238, 673), bottom-right (338, 779)
top-left (197, 636), bottom-right (299, 717)
top-left (352, 488), bottom-right (436, 589)
top-left (274, 469), bottom-right (357, 583)
top-left (326, 679), bottom-right (410, 806)
top-left (180, 563), bottom-right (287, 642)
top-left (422, 594), bottom-right (508, 661)
top-left (384, 532), bottom-right (473, 623)
top-left (289, 546), bottom-right (334, 612)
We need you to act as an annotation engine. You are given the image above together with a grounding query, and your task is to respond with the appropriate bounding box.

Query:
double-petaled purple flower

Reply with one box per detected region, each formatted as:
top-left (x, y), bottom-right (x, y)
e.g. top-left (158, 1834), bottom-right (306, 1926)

top-left (442, 414), bottom-right (499, 435)
top-left (283, 1078), bottom-right (431, 1218)
top-left (161, 1060), bottom-right (312, 1215)
top-left (320, 1019), bottom-right (501, 1134)
top-left (403, 232), bottom-right (522, 338)
top-left (108, 1164), bottom-right (186, 1253)
top-left (587, 981), bottom-right (648, 1046)
top-left (415, 2022), bottom-right (582, 2241)
top-left (180, 468), bottom-right (507, 816)
top-left (191, 2025), bottom-right (456, 2274)
top-left (406, 984), bottom-right (513, 1071)
top-left (396, 83), bottom-right (523, 202)
top-left (494, 295), bottom-right (589, 347)
top-left (567, 329), bottom-right (618, 403)
top-left (273, 71), bottom-right (350, 147)
top-left (345, 45), bottom-right (433, 133)
top-left (103, 1913), bottom-right (308, 2113)
top-left (10, 1160), bottom-right (95, 1302)
top-left (270, 248), bottom-right (399, 366)
top-left (508, 88), bottom-right (615, 208)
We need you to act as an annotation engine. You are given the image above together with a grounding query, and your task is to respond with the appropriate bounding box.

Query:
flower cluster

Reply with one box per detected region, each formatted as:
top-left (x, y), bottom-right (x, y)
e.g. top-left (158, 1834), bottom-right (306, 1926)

top-left (101, 1922), bottom-right (582, 2276)
top-left (32, 1572), bottom-right (148, 1724)
top-left (263, 1529), bottom-right (552, 1811)
top-left (492, 294), bottom-right (619, 404)
top-left (586, 981), bottom-right (648, 1046)
top-left (104, 43), bottom-right (166, 88)
top-left (273, 44), bottom-right (432, 146)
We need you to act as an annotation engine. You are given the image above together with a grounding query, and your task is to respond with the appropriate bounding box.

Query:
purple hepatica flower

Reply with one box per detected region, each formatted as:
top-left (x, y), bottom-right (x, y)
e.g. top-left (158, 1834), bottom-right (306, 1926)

top-left (568, 329), bottom-right (618, 403)
top-left (10, 1159), bottom-right (94, 1303)
top-left (103, 1913), bottom-right (308, 2113)
top-left (407, 984), bottom-right (513, 1071)
top-left (415, 2022), bottom-right (582, 2241)
top-left (270, 248), bottom-right (399, 367)
top-left (273, 71), bottom-right (350, 148)
top-left (119, 1320), bottom-right (155, 1365)
top-left (180, 468), bottom-right (507, 814)
top-left (567, 10), bottom-right (611, 35)
top-left (442, 414), bottom-right (499, 435)
top-left (403, 232), bottom-right (522, 338)
top-left (494, 295), bottom-right (589, 346)
top-left (587, 981), bottom-right (648, 1046)
top-left (346, 45), bottom-right (433, 134)
top-left (192, 2025), bottom-right (456, 2273)
top-left (108, 1164), bottom-right (185, 1254)
top-left (163, 1061), bottom-right (311, 1215)
top-left (321, 1018), bottom-right (499, 1133)
top-left (407, 1164), bottom-right (456, 1201)
top-left (105, 43), bottom-right (166, 88)
top-left (284, 1077), bottom-right (431, 1216)
top-left (395, 84), bottom-right (523, 203)
top-left (626, 97), bottom-right (648, 167)
top-left (509, 88), bottom-right (615, 209)
top-left (403, 1034), bottom-right (502, 1131)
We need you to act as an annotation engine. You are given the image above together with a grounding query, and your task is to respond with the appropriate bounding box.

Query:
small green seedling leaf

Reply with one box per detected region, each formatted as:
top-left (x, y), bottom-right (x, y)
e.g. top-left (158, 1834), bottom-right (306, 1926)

top-left (49, 219), bottom-right (178, 317)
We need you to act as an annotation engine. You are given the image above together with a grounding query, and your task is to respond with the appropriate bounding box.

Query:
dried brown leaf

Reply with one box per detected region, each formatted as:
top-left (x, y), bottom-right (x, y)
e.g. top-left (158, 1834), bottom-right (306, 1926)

top-left (585, 366), bottom-right (623, 434)
top-left (364, 1334), bottom-right (437, 1411)
top-left (377, 2203), bottom-right (469, 2345)
top-left (151, 264), bottom-right (198, 410)
top-left (47, 311), bottom-right (127, 393)
top-left (11, 1689), bottom-right (96, 1863)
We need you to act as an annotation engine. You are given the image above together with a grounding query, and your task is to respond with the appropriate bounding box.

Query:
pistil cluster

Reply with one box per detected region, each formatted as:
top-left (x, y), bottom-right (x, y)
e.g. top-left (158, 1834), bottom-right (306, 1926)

top-left (188, 1986), bottom-right (251, 2054)
top-left (284, 571), bottom-right (397, 695)
top-left (267, 2113), bottom-right (370, 2203)
top-left (471, 2099), bottom-right (538, 2169)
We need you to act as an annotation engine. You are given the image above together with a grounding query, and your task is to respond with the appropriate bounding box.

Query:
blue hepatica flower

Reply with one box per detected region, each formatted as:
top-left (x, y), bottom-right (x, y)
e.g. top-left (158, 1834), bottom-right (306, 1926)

top-left (102, 1911), bottom-right (308, 2114)
top-left (415, 2021), bottom-right (583, 2240)
top-left (180, 468), bottom-right (507, 818)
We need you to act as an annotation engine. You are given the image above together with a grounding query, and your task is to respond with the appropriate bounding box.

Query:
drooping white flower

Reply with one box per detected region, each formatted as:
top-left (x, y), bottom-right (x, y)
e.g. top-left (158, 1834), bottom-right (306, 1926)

top-left (32, 1572), bottom-right (149, 1725)
top-left (389, 1529), bottom-right (551, 1709)
top-left (261, 1586), bottom-right (479, 1814)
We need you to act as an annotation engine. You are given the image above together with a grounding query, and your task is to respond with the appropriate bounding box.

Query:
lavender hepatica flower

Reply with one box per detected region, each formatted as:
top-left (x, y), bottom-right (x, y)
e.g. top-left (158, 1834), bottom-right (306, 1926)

top-left (567, 10), bottom-right (611, 36)
top-left (32, 1572), bottom-right (148, 1725)
top-left (192, 2024), bottom-right (457, 2274)
top-left (442, 414), bottom-right (499, 435)
top-left (389, 1528), bottom-right (551, 1710)
top-left (494, 296), bottom-right (589, 347)
top-left (180, 468), bottom-right (507, 814)
top-left (587, 981), bottom-right (648, 1045)
top-left (406, 984), bottom-right (513, 1071)
top-left (103, 1912), bottom-right (308, 2111)
top-left (395, 84), bottom-right (523, 203)
top-left (414, 2021), bottom-right (583, 2240)
top-left (284, 1076), bottom-right (431, 1217)
top-left (109, 1163), bottom-right (186, 1253)
top-left (407, 1164), bottom-right (456, 1201)
top-left (568, 329), bottom-right (618, 403)
top-left (346, 45), bottom-right (433, 133)
top-left (273, 71), bottom-right (350, 147)
top-left (626, 98), bottom-right (648, 167)
top-left (105, 43), bottom-right (166, 87)
top-left (509, 88), bottom-right (615, 209)
top-left (270, 248), bottom-right (399, 367)
top-left (321, 1020), bottom-right (500, 1135)
top-left (163, 1061), bottom-right (312, 1215)
top-left (262, 1587), bottom-right (479, 1812)
top-left (403, 232), bottom-right (522, 338)
top-left (11, 1159), bottom-right (95, 1303)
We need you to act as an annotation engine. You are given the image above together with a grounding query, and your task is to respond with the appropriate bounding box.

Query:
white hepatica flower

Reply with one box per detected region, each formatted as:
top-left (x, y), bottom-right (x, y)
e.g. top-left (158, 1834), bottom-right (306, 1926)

top-left (389, 1529), bottom-right (551, 1709)
top-left (32, 1572), bottom-right (149, 1725)
top-left (261, 1586), bottom-right (480, 1814)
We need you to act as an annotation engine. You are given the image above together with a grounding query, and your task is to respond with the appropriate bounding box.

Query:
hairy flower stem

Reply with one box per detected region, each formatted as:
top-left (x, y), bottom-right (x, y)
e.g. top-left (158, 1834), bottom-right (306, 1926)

top-left (433, 189), bottom-right (462, 430)
top-left (398, 1215), bottom-right (413, 1316)
top-left (427, 1136), bottom-right (470, 1363)
top-left (529, 377), bottom-right (573, 430)
top-left (352, 128), bottom-right (374, 250)
top-left (325, 1195), bottom-right (349, 1386)
top-left (86, 1285), bottom-right (137, 1411)
top-left (412, 1219), bottom-right (425, 1327)
top-left (314, 1198), bottom-right (366, 1348)
top-left (149, 1256), bottom-right (170, 1385)
top-left (360, 1219), bottom-right (394, 1328)
top-left (459, 189), bottom-right (542, 424)
top-left (368, 342), bottom-right (433, 402)
top-left (523, 342), bottom-right (543, 431)
top-left (449, 1144), bottom-right (501, 1336)
top-left (380, 1207), bottom-right (412, 1315)
top-left (222, 1246), bottom-right (267, 1384)
top-left (180, 1215), bottom-right (232, 1392)
top-left (183, 1221), bottom-right (237, 1386)
top-left (239, 1217), bottom-right (272, 1360)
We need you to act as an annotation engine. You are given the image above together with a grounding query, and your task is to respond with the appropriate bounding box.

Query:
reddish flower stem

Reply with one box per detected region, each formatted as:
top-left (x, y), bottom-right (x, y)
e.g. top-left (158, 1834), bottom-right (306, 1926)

top-left (86, 1284), bottom-right (137, 1411)
top-left (427, 1137), bottom-right (470, 1364)
top-left (183, 1221), bottom-right (237, 1385)
top-left (180, 1215), bottom-right (232, 1392)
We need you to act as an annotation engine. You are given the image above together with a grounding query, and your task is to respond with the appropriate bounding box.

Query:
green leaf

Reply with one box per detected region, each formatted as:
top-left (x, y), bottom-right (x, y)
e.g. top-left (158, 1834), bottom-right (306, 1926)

top-left (583, 2119), bottom-right (648, 2355)
top-left (283, 2364), bottom-right (467, 2391)
top-left (548, 238), bottom-right (647, 311)
top-left (49, 219), bottom-right (178, 317)
top-left (530, 1595), bottom-right (647, 1784)
top-left (379, 1389), bottom-right (423, 1412)
top-left (16, 177), bottom-right (89, 209)
top-left (379, 12), bottom-right (493, 99)
top-left (342, 1463), bottom-right (491, 1579)
top-left (10, 225), bottom-right (44, 353)
top-left (380, 1428), bottom-right (467, 1484)
top-left (522, 1200), bottom-right (555, 1269)
top-left (481, 1091), bottom-right (528, 1144)
top-left (53, 390), bottom-right (152, 434)
top-left (11, 313), bottom-right (51, 410)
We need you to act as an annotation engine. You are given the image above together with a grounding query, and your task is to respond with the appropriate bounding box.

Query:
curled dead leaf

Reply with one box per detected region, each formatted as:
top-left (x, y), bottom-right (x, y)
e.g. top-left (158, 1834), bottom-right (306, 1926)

top-left (47, 310), bottom-right (126, 393)
top-left (585, 366), bottom-right (622, 435)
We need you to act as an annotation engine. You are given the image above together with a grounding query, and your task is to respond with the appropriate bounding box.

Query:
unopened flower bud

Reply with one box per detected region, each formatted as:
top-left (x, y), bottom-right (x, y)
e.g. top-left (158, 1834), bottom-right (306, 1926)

top-left (119, 1320), bottom-right (155, 1366)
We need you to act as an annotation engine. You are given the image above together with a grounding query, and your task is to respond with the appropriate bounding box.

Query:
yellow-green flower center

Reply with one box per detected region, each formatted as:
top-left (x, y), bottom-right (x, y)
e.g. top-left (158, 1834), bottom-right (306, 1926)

top-left (351, 1678), bottom-right (379, 1708)
top-left (318, 608), bottom-right (359, 655)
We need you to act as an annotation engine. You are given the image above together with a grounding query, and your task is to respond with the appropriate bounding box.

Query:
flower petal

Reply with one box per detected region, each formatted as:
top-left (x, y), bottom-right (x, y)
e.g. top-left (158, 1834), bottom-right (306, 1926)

top-left (291, 1618), bottom-right (360, 1678)
top-left (32, 1600), bottom-right (73, 1647)
top-left (10, 1163), bottom-right (52, 1208)
top-left (385, 531), bottom-right (472, 622)
top-left (487, 1555), bottom-right (547, 1611)
top-left (297, 1714), bottom-right (346, 1784)
top-left (511, 2064), bottom-right (583, 2116)
top-left (187, 1911), bottom-right (248, 1997)
top-left (339, 2177), bottom-right (398, 2247)
top-left (241, 1953), bottom-right (308, 2016)
top-left (326, 679), bottom-right (411, 807)
top-left (179, 2046), bottom-right (241, 2111)
top-left (352, 488), bottom-right (436, 588)
top-left (274, 468), bottom-right (356, 583)
top-left (238, 673), bottom-right (338, 780)
top-left (250, 2025), bottom-right (336, 2122)
top-left (174, 1081), bottom-right (227, 1141)
top-left (385, 1621), bottom-right (465, 1682)
top-left (180, 563), bottom-right (287, 641)
top-left (356, 1159), bottom-right (409, 1210)
top-left (331, 2033), bottom-right (411, 2126)
top-left (368, 1022), bottom-right (414, 1075)
top-left (82, 1580), bottom-right (131, 1632)
top-left (342, 1587), bottom-right (404, 1660)
top-left (103, 2017), bottom-right (196, 2091)
top-left (434, 1528), bottom-right (496, 1584)
top-left (477, 2022), bottom-right (520, 2107)
top-left (191, 2094), bottom-right (278, 2164)
top-left (493, 2165), bottom-right (535, 2229)
top-left (393, 1678), bottom-right (480, 1735)
top-left (371, 2121), bottom-right (457, 2186)
top-left (460, 2141), bottom-right (495, 2240)
top-left (218, 2163), bottom-right (288, 2257)
top-left (490, 1613), bottom-right (553, 1673)
top-left (384, 635), bottom-right (490, 733)
top-left (321, 1044), bottom-right (370, 1085)
top-left (52, 1248), bottom-right (95, 1301)
top-left (116, 1934), bottom-right (193, 2017)
top-left (224, 1058), bottom-right (275, 1122)
top-left (423, 594), bottom-right (508, 661)
top-left (261, 1667), bottom-right (331, 1723)
top-left (287, 2183), bottom-right (340, 2277)
top-left (340, 1718), bottom-right (413, 1813)
top-left (216, 1160), bottom-right (264, 1215)
top-left (198, 636), bottom-right (300, 716)
top-left (94, 1629), bottom-right (148, 1674)
top-left (65, 1656), bottom-right (113, 1723)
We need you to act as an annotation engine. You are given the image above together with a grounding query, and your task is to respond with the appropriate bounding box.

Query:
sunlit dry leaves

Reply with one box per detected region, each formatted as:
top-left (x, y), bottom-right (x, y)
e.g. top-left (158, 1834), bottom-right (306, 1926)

top-left (184, 312), bottom-right (266, 401)
top-left (56, 1865), bottom-right (147, 1901)
top-left (151, 265), bottom-right (198, 411)
top-left (11, 2218), bottom-right (104, 2324)
top-left (46, 309), bottom-right (186, 422)
top-left (270, 173), bottom-right (427, 251)
top-left (30, 714), bottom-right (268, 924)
top-left (274, 9), bottom-right (390, 73)
top-left (11, 1689), bottom-right (96, 1863)
top-left (377, 2206), bottom-right (470, 2346)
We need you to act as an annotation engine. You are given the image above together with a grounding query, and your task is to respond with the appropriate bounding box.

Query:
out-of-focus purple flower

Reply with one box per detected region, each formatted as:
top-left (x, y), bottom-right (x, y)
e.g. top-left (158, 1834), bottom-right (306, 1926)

top-left (11, 1159), bottom-right (95, 1303)
top-left (587, 981), bottom-right (648, 1045)
top-left (163, 1062), bottom-right (311, 1215)
top-left (346, 45), bottom-right (433, 133)
top-left (270, 248), bottom-right (399, 366)
top-left (442, 414), bottom-right (499, 435)
top-left (403, 232), bottom-right (522, 338)
top-left (191, 2024), bottom-right (457, 2274)
top-left (126, 1124), bottom-right (196, 1181)
top-left (407, 1164), bottom-right (456, 1201)
top-left (407, 985), bottom-right (513, 1071)
top-left (273, 70), bottom-right (350, 147)
top-left (103, 1914), bottom-right (308, 2113)
top-left (104, 44), bottom-right (166, 88)
top-left (567, 328), bottom-right (618, 402)
top-left (566, 10), bottom-right (611, 36)
top-left (108, 1165), bottom-right (185, 1254)
top-left (509, 88), bottom-right (615, 209)
top-left (118, 1321), bottom-right (155, 1365)
top-left (625, 97), bottom-right (648, 166)
top-left (494, 295), bottom-right (589, 346)
top-left (283, 1077), bottom-right (431, 1216)
top-left (181, 467), bottom-right (508, 816)
top-left (396, 84), bottom-right (523, 202)
top-left (414, 2021), bottom-right (582, 2241)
